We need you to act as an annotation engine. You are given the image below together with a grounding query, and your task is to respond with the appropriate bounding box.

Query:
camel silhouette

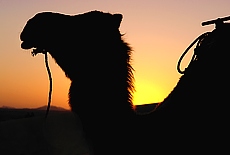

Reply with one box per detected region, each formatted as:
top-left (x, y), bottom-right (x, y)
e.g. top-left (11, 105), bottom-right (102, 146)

top-left (20, 11), bottom-right (229, 154)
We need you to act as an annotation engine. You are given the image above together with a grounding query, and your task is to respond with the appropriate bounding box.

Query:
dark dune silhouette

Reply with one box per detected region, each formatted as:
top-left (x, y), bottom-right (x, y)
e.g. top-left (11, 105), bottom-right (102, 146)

top-left (35, 105), bottom-right (68, 111)
top-left (20, 11), bottom-right (229, 154)
top-left (0, 105), bottom-right (68, 122)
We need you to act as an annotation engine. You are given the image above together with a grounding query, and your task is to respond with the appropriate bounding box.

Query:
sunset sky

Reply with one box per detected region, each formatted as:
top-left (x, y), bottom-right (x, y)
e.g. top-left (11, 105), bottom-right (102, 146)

top-left (1, 0), bottom-right (230, 109)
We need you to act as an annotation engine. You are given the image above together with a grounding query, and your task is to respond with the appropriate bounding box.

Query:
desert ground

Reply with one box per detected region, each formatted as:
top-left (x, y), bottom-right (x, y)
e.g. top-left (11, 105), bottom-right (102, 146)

top-left (0, 104), bottom-right (157, 155)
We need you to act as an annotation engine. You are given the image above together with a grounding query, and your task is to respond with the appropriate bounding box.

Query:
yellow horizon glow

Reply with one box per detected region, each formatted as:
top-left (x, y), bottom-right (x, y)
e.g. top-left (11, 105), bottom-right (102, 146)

top-left (133, 80), bottom-right (165, 105)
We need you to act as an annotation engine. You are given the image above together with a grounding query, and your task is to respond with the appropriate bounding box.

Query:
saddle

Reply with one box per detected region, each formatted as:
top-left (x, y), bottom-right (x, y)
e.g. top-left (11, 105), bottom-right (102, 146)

top-left (157, 16), bottom-right (230, 113)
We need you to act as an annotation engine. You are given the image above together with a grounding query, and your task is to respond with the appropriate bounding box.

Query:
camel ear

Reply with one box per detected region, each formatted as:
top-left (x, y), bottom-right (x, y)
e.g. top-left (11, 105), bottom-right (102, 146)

top-left (113, 14), bottom-right (123, 28)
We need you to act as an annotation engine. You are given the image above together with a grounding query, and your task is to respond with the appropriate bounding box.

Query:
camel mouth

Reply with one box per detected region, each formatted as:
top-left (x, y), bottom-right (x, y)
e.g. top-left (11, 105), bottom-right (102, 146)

top-left (21, 41), bottom-right (34, 50)
top-left (21, 41), bottom-right (46, 56)
top-left (31, 47), bottom-right (46, 56)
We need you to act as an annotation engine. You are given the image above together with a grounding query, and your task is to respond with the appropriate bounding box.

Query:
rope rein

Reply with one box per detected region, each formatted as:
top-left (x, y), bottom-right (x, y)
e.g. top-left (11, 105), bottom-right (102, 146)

top-left (32, 51), bottom-right (52, 118)
top-left (44, 52), bottom-right (52, 118)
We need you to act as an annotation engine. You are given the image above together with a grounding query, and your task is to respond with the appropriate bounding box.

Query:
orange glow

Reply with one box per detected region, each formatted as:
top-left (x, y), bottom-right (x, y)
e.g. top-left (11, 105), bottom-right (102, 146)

top-left (0, 0), bottom-right (228, 109)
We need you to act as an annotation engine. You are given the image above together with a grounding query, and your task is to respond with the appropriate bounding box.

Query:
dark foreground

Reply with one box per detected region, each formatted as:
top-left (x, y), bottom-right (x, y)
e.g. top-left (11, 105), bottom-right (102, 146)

top-left (0, 104), bottom-right (158, 155)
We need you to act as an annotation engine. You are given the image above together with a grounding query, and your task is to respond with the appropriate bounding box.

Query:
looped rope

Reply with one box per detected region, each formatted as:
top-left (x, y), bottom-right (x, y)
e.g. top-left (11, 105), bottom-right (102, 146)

top-left (177, 32), bottom-right (210, 74)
